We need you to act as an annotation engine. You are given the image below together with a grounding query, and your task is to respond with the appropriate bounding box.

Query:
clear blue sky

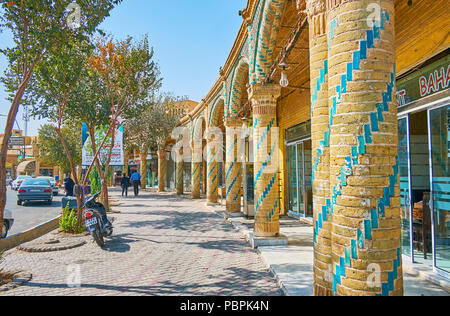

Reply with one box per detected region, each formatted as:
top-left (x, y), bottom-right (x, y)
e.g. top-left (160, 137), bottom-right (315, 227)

top-left (0, 0), bottom-right (246, 135)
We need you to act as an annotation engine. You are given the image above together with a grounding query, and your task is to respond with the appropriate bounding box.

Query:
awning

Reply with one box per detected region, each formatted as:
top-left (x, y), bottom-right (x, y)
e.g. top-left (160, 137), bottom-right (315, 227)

top-left (16, 160), bottom-right (36, 174)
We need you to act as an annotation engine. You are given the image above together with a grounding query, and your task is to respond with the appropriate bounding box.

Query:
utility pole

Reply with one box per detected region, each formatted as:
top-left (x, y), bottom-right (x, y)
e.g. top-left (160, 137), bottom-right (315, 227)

top-left (23, 104), bottom-right (29, 159)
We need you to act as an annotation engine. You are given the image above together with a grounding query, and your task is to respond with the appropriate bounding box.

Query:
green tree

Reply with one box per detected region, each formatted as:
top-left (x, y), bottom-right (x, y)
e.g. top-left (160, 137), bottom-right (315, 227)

top-left (125, 93), bottom-right (188, 188)
top-left (0, 0), bottom-right (121, 236)
top-left (37, 124), bottom-right (81, 174)
top-left (30, 38), bottom-right (110, 226)
top-left (87, 34), bottom-right (162, 207)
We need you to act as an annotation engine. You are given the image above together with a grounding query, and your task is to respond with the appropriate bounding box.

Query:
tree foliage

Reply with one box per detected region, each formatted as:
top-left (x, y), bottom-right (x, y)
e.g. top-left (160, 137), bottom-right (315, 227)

top-left (0, 0), bottom-right (122, 230)
top-left (125, 93), bottom-right (188, 153)
top-left (37, 123), bottom-right (81, 174)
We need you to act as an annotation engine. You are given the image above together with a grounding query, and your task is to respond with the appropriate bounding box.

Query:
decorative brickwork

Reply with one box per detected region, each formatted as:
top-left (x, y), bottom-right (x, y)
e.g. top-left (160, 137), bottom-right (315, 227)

top-left (250, 84), bottom-right (281, 237)
top-left (206, 131), bottom-right (220, 205)
top-left (191, 116), bottom-right (205, 199)
top-left (325, 0), bottom-right (403, 296)
top-left (176, 149), bottom-right (184, 195)
top-left (158, 150), bottom-right (167, 192)
top-left (308, 0), bottom-right (333, 297)
top-left (225, 118), bottom-right (243, 213)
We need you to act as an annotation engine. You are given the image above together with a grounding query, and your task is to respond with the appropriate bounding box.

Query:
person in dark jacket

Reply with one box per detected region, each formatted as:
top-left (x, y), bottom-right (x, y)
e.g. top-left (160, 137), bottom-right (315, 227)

top-left (121, 174), bottom-right (131, 197)
top-left (63, 174), bottom-right (75, 197)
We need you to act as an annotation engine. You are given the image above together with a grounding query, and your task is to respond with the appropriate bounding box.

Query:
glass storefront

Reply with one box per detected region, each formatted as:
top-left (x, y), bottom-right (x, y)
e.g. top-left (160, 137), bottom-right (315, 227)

top-left (397, 52), bottom-right (449, 277)
top-left (429, 105), bottom-right (450, 273)
top-left (286, 122), bottom-right (312, 218)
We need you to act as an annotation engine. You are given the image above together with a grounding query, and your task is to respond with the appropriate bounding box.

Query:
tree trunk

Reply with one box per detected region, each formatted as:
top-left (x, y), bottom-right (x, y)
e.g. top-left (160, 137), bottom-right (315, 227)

top-left (54, 126), bottom-right (84, 228)
top-left (0, 68), bottom-right (35, 233)
top-left (88, 125), bottom-right (108, 210)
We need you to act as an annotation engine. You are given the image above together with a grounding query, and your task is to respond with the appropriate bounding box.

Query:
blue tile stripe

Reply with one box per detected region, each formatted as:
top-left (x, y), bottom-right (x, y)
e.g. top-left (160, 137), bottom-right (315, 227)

top-left (311, 9), bottom-right (400, 296)
top-left (255, 169), bottom-right (278, 216)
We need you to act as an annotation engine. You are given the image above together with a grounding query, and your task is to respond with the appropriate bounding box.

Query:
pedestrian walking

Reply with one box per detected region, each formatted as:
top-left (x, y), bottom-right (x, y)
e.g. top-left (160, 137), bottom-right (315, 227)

top-left (121, 174), bottom-right (131, 197)
top-left (130, 171), bottom-right (141, 197)
top-left (63, 174), bottom-right (75, 197)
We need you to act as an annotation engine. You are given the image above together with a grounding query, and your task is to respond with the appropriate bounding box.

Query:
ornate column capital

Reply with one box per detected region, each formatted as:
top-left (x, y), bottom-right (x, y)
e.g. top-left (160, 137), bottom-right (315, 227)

top-left (224, 117), bottom-right (242, 127)
top-left (248, 84), bottom-right (281, 116)
top-left (305, 0), bottom-right (326, 16)
top-left (248, 83), bottom-right (281, 103)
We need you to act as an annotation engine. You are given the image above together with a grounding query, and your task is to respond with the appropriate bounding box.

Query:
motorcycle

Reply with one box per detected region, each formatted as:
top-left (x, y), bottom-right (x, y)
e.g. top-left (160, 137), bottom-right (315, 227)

top-left (82, 192), bottom-right (113, 248)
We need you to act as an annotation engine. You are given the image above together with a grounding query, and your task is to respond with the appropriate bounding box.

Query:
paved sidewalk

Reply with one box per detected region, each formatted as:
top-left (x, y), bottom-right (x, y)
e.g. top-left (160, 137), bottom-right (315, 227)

top-left (0, 189), bottom-right (282, 296)
top-left (215, 209), bottom-right (450, 296)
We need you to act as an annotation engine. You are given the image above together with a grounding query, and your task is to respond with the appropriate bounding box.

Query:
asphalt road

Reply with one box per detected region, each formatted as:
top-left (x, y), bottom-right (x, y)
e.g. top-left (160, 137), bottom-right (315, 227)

top-left (5, 186), bottom-right (64, 236)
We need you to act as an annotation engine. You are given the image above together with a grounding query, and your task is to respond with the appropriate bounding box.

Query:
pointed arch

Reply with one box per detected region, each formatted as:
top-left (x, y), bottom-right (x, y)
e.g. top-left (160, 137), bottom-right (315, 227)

top-left (249, 0), bottom-right (286, 85)
top-left (208, 97), bottom-right (225, 128)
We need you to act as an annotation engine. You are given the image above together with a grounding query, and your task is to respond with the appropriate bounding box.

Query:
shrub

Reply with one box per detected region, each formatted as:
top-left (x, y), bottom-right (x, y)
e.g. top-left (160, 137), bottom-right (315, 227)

top-left (59, 203), bottom-right (85, 234)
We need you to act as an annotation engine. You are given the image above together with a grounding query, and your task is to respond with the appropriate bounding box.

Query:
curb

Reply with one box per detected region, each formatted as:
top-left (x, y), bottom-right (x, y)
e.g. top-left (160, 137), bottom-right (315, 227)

top-left (255, 247), bottom-right (289, 296)
top-left (0, 216), bottom-right (61, 252)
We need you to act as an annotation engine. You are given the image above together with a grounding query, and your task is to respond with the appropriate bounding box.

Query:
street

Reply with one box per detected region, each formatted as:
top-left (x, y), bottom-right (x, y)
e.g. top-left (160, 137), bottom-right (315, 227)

top-left (5, 186), bottom-right (63, 236)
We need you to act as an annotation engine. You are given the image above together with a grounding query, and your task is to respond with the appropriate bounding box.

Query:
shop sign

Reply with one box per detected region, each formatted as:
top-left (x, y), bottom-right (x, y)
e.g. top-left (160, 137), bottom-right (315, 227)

top-left (286, 121), bottom-right (311, 143)
top-left (397, 54), bottom-right (450, 107)
top-left (9, 136), bottom-right (25, 147)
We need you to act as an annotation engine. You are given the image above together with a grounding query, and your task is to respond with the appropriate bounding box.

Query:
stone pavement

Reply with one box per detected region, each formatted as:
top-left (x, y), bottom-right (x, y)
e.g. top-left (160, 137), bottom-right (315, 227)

top-left (0, 189), bottom-right (282, 296)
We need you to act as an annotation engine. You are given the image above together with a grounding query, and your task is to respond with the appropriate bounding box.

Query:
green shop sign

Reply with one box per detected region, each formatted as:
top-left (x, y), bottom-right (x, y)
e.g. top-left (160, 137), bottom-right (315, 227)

top-left (397, 54), bottom-right (450, 107)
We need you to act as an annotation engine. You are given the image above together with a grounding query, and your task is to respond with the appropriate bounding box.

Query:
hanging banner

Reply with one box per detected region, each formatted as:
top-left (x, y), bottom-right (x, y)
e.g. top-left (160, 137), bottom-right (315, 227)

top-left (82, 122), bottom-right (124, 166)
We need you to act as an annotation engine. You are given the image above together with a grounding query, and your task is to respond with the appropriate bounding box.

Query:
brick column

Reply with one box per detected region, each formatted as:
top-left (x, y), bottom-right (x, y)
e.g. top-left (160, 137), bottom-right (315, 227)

top-left (327, 0), bottom-right (402, 296)
top-left (249, 84), bottom-right (281, 237)
top-left (225, 118), bottom-right (243, 213)
top-left (206, 132), bottom-right (219, 205)
top-left (140, 152), bottom-right (147, 189)
top-left (307, 0), bottom-right (333, 296)
top-left (158, 150), bottom-right (167, 192)
top-left (176, 148), bottom-right (184, 195)
top-left (191, 139), bottom-right (202, 199)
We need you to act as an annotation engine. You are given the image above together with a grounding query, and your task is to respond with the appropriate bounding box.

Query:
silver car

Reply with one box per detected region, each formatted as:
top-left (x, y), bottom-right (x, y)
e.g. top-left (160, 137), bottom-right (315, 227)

top-left (38, 176), bottom-right (59, 196)
top-left (1, 209), bottom-right (14, 239)
top-left (11, 175), bottom-right (32, 190)
top-left (17, 178), bottom-right (53, 206)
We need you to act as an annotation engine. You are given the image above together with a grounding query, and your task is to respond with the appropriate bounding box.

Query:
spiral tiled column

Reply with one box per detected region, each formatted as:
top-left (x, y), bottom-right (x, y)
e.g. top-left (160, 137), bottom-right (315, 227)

top-left (206, 132), bottom-right (219, 205)
top-left (176, 149), bottom-right (184, 195)
top-left (158, 150), bottom-right (167, 192)
top-left (250, 84), bottom-right (281, 237)
top-left (225, 118), bottom-right (243, 213)
top-left (307, 0), bottom-right (333, 296)
top-left (191, 142), bottom-right (202, 199)
top-left (327, 0), bottom-right (402, 296)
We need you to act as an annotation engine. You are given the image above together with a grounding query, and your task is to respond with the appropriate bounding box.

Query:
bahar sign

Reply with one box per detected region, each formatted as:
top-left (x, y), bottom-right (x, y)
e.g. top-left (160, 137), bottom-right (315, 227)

top-left (397, 54), bottom-right (450, 107)
top-left (82, 122), bottom-right (124, 166)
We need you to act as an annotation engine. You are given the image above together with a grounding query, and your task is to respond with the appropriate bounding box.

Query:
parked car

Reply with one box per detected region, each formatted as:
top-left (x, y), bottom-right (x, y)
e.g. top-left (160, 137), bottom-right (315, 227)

top-left (1, 209), bottom-right (14, 239)
top-left (11, 175), bottom-right (32, 191)
top-left (17, 178), bottom-right (53, 206)
top-left (6, 176), bottom-right (13, 186)
top-left (38, 176), bottom-right (59, 196)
